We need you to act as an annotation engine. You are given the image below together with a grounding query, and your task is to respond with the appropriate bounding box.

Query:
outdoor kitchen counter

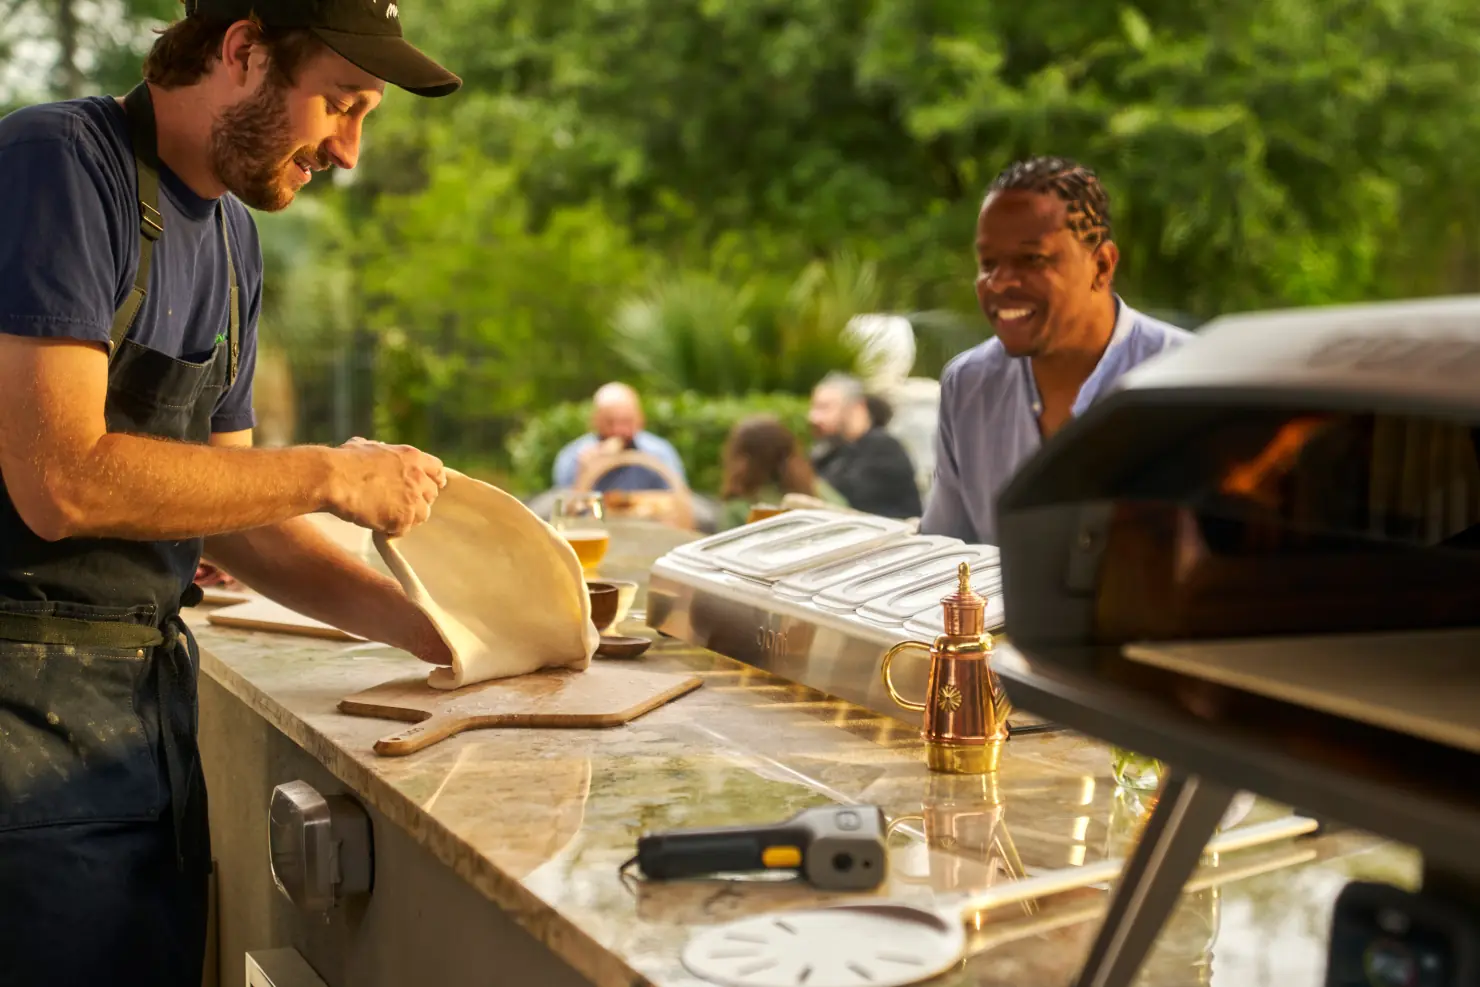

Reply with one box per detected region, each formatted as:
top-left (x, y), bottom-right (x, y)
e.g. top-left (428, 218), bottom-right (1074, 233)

top-left (192, 605), bottom-right (1417, 987)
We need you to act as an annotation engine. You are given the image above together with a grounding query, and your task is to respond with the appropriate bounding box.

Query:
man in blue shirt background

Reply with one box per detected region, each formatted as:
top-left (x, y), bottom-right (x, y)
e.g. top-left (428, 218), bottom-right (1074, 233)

top-left (921, 156), bottom-right (1194, 545)
top-left (553, 381), bottom-right (688, 492)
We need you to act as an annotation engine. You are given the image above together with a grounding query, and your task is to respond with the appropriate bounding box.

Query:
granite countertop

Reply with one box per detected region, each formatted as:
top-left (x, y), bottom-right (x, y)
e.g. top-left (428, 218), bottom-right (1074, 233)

top-left (191, 519), bottom-right (1420, 987)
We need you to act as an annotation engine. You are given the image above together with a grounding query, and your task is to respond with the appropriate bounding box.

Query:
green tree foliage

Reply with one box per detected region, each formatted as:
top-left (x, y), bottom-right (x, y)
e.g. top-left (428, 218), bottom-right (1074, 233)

top-left (7, 0), bottom-right (1480, 476)
top-left (611, 253), bottom-right (870, 397)
top-left (351, 155), bottom-right (652, 452)
top-left (392, 0), bottom-right (1480, 318)
top-left (0, 0), bottom-right (174, 105)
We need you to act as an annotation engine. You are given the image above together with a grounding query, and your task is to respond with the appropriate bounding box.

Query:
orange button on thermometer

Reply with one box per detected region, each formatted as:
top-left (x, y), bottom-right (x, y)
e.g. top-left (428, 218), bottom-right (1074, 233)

top-left (761, 845), bottom-right (803, 869)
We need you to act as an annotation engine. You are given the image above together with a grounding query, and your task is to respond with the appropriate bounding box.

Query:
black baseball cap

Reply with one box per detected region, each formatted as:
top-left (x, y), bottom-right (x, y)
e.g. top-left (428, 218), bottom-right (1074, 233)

top-left (185, 0), bottom-right (461, 97)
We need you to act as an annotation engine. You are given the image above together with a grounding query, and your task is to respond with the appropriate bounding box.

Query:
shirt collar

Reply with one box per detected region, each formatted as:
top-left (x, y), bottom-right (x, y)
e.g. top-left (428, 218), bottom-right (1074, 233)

top-left (1021, 295), bottom-right (1137, 416)
top-left (159, 163), bottom-right (221, 222)
top-left (1106, 293), bottom-right (1137, 347)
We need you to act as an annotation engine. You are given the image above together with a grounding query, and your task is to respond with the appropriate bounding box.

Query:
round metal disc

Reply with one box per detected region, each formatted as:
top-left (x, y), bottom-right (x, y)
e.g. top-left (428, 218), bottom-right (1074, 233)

top-left (681, 902), bottom-right (966, 987)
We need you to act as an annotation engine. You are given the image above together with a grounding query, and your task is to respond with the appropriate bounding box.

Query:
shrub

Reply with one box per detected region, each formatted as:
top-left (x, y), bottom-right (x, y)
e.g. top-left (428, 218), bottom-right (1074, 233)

top-left (610, 252), bottom-right (872, 397)
top-left (506, 392), bottom-right (812, 496)
top-left (356, 154), bottom-right (653, 452)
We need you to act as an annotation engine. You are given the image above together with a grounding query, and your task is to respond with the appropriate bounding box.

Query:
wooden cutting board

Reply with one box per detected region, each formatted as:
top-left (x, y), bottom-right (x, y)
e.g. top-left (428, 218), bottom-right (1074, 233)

top-left (206, 597), bottom-right (365, 642)
top-left (339, 663), bottom-right (704, 756)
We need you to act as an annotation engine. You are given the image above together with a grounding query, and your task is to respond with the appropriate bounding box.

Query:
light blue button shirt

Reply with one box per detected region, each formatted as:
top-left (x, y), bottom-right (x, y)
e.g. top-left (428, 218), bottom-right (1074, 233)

top-left (552, 431), bottom-right (688, 492)
top-left (920, 298), bottom-right (1194, 545)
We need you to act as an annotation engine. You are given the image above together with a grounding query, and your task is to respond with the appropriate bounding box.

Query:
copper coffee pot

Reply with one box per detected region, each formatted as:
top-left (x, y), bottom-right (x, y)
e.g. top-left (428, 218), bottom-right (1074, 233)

top-left (881, 562), bottom-right (1012, 774)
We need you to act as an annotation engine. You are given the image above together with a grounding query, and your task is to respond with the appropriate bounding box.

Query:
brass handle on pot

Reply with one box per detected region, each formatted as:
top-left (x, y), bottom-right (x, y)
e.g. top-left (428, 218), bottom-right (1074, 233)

top-left (881, 640), bottom-right (932, 712)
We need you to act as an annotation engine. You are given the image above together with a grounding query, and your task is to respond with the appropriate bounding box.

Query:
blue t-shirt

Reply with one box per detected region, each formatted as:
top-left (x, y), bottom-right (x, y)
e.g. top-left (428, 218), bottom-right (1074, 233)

top-left (0, 96), bottom-right (261, 433)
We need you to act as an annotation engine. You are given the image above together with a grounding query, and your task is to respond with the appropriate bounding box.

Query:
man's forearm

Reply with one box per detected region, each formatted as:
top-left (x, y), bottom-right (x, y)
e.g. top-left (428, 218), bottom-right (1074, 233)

top-left (203, 517), bottom-right (441, 659)
top-left (47, 432), bottom-right (336, 541)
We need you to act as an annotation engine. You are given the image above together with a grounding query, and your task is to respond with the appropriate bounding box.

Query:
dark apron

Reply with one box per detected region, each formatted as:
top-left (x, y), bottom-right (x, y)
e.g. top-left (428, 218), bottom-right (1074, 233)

top-left (0, 83), bottom-right (239, 987)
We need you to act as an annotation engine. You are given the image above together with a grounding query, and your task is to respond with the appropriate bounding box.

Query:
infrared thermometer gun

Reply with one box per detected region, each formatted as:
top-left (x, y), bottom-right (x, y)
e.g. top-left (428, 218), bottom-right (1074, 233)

top-left (634, 804), bottom-right (888, 892)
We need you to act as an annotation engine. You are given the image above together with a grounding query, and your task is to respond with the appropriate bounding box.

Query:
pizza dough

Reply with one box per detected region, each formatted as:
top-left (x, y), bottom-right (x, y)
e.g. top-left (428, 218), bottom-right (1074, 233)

top-left (373, 472), bottom-right (599, 690)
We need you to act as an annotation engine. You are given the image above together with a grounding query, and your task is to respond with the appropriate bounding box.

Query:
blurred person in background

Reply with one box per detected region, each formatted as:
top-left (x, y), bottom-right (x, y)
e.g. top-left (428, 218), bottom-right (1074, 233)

top-left (921, 156), bottom-right (1193, 545)
top-left (808, 372), bottom-right (923, 519)
top-left (718, 415), bottom-right (845, 530)
top-left (0, 2), bottom-right (460, 984)
top-left (553, 381), bottom-right (687, 492)
top-left (864, 392), bottom-right (894, 429)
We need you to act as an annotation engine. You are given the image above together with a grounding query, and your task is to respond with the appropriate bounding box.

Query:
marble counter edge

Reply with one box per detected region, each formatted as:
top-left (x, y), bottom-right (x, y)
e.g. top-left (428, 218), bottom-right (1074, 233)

top-left (199, 645), bottom-right (662, 987)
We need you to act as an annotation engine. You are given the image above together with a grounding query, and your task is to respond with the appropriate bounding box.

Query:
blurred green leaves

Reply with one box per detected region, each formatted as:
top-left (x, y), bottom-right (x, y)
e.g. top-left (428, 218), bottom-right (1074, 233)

top-left (395, 0), bottom-right (1480, 317)
top-left (351, 153), bottom-right (651, 447)
top-left (9, 0), bottom-right (1480, 485)
top-left (611, 253), bottom-right (868, 397)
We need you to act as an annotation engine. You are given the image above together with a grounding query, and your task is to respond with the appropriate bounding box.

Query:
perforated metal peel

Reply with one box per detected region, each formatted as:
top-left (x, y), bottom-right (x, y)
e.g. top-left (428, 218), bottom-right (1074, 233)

top-left (681, 815), bottom-right (1318, 987)
top-left (681, 902), bottom-right (966, 987)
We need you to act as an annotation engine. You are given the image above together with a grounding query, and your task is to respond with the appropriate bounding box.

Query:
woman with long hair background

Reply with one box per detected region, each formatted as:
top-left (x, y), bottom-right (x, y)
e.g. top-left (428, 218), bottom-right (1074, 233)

top-left (718, 415), bottom-right (846, 529)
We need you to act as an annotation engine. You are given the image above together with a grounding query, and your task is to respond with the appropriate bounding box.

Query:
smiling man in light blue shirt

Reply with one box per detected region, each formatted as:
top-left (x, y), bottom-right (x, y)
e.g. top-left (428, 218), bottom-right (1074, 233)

top-left (921, 157), bottom-right (1194, 545)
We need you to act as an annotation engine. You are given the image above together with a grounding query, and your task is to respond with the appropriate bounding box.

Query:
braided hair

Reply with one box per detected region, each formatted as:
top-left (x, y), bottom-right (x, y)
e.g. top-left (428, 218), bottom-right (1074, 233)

top-left (986, 157), bottom-right (1112, 248)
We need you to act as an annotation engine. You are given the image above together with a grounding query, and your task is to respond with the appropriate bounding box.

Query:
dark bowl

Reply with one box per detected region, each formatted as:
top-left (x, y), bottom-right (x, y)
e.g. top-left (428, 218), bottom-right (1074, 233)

top-left (596, 635), bottom-right (653, 660)
top-left (586, 581), bottom-right (620, 633)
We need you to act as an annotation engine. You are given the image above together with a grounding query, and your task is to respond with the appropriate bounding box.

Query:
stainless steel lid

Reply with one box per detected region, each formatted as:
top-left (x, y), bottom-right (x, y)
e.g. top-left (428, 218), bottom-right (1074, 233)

top-left (771, 536), bottom-right (961, 600)
top-left (902, 591), bottom-right (1007, 638)
top-left (812, 545), bottom-right (998, 612)
top-left (855, 554), bottom-right (1001, 625)
top-left (668, 511), bottom-right (835, 570)
top-left (710, 515), bottom-right (911, 581)
top-left (844, 608), bottom-right (912, 633)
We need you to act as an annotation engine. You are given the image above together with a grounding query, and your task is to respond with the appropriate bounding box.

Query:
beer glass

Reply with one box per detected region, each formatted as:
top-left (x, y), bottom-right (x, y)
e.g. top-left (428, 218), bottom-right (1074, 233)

top-left (552, 492), bottom-right (609, 571)
top-left (745, 504), bottom-right (786, 525)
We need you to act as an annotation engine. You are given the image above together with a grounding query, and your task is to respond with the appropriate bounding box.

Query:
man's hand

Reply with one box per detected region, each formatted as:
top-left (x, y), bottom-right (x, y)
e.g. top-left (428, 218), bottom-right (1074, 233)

top-left (576, 438), bottom-right (621, 472)
top-left (325, 437), bottom-right (447, 536)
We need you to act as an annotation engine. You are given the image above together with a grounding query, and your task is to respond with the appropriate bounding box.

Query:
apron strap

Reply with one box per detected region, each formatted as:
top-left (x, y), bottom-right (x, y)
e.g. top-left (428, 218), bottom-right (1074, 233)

top-left (109, 83), bottom-right (163, 360)
top-left (109, 82), bottom-right (241, 387)
top-left (220, 202), bottom-right (240, 390)
top-left (160, 614), bottom-right (205, 870)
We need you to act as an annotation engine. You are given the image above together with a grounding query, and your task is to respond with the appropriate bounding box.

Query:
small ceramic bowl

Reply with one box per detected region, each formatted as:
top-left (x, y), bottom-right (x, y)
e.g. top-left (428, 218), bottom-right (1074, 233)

top-left (586, 581), bottom-right (620, 634)
top-left (603, 579), bottom-right (640, 626)
top-left (596, 635), bottom-right (653, 660)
